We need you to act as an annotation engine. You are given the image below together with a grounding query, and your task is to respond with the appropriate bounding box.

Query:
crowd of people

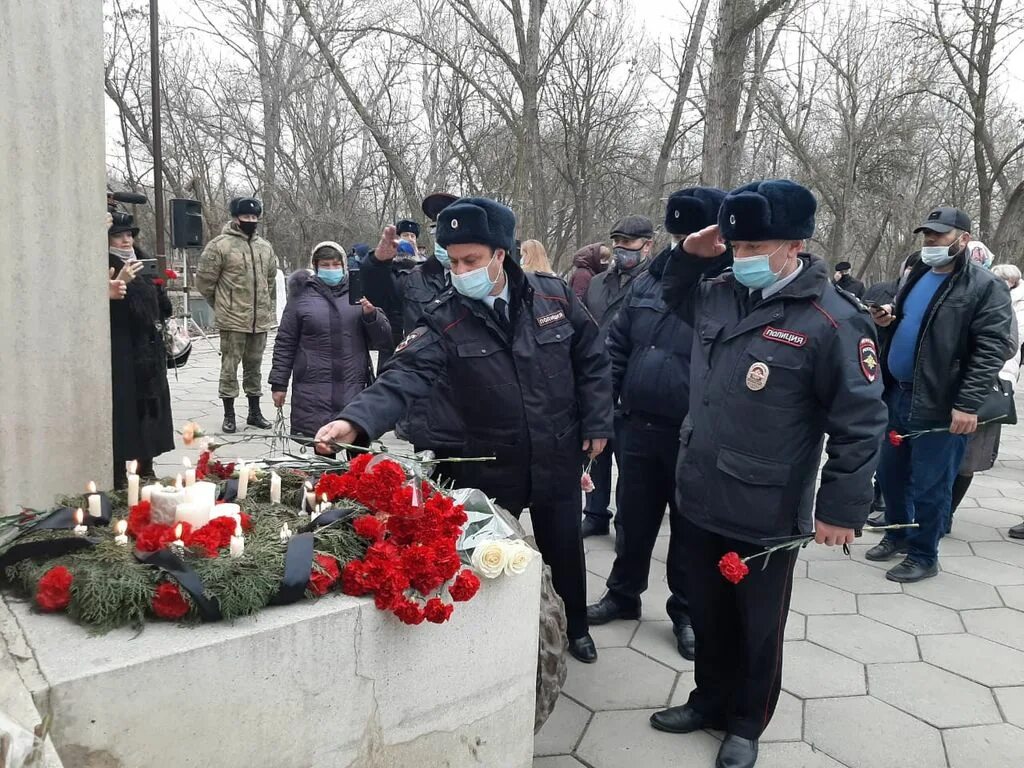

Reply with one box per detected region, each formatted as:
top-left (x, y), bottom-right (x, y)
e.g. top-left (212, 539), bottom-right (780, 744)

top-left (105, 180), bottom-right (1022, 768)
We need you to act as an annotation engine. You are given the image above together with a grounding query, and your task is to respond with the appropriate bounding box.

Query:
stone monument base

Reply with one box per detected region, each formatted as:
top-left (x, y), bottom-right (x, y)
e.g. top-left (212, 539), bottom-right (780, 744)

top-left (1, 560), bottom-right (539, 768)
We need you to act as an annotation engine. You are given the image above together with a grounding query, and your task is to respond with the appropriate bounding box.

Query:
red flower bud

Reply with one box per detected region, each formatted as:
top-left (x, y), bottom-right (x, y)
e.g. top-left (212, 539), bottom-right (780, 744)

top-left (718, 551), bottom-right (750, 585)
top-left (888, 430), bottom-right (904, 446)
top-left (36, 566), bottom-right (73, 612)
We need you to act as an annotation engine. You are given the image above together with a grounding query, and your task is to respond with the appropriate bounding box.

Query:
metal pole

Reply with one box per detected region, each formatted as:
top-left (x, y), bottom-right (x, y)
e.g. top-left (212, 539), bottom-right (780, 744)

top-left (150, 0), bottom-right (166, 266)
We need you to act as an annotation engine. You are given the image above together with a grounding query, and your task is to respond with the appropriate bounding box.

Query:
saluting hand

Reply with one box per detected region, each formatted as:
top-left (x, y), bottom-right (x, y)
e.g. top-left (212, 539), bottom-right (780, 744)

top-left (315, 419), bottom-right (357, 454)
top-left (374, 226), bottom-right (398, 262)
top-left (682, 225), bottom-right (727, 259)
top-left (583, 438), bottom-right (607, 460)
top-left (813, 520), bottom-right (856, 547)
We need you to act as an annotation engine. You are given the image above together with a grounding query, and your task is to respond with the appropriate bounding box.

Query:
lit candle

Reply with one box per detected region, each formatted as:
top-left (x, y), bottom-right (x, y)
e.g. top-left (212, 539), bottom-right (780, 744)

top-left (302, 481), bottom-right (314, 516)
top-left (183, 456), bottom-right (196, 487)
top-left (279, 523), bottom-right (292, 543)
top-left (73, 508), bottom-right (88, 537)
top-left (171, 523), bottom-right (185, 553)
top-left (141, 483), bottom-right (159, 503)
top-left (270, 472), bottom-right (282, 504)
top-left (237, 460), bottom-right (249, 500)
top-left (229, 523), bottom-right (244, 558)
top-left (114, 519), bottom-right (129, 546)
top-left (86, 481), bottom-right (102, 518)
top-left (174, 502), bottom-right (208, 529)
top-left (126, 461), bottom-right (140, 507)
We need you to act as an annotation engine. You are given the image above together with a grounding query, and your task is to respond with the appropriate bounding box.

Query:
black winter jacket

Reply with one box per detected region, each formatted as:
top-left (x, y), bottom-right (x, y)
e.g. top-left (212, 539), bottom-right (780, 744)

top-left (339, 259), bottom-right (613, 509)
top-left (360, 253), bottom-right (419, 349)
top-left (664, 248), bottom-right (887, 543)
top-left (878, 254), bottom-right (1012, 428)
top-left (584, 260), bottom-right (647, 337)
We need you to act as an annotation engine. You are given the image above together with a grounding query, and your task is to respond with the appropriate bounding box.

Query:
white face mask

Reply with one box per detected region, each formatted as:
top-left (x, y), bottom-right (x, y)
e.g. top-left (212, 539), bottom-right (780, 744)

top-left (920, 244), bottom-right (958, 267)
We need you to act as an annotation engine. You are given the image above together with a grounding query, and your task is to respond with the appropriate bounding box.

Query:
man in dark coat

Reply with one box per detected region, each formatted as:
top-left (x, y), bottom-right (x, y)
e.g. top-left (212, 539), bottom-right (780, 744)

top-left (569, 243), bottom-right (609, 302)
top-left (587, 187), bottom-right (726, 662)
top-left (580, 215), bottom-right (655, 538)
top-left (107, 212), bottom-right (175, 488)
top-left (269, 242), bottom-right (391, 438)
top-left (361, 218), bottom-right (423, 369)
top-left (315, 197), bottom-right (613, 663)
top-left (833, 261), bottom-right (866, 298)
top-left (649, 180), bottom-right (887, 768)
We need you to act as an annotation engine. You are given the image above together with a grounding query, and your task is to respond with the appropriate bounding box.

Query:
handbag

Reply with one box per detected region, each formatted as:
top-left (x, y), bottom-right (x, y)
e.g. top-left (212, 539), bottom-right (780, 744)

top-left (974, 377), bottom-right (1017, 426)
top-left (163, 318), bottom-right (193, 369)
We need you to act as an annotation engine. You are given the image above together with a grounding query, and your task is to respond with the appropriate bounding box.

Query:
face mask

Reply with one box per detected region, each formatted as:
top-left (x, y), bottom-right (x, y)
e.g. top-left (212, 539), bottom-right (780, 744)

top-left (318, 267), bottom-right (344, 286)
top-left (452, 253), bottom-right (499, 300)
top-left (109, 246), bottom-right (134, 261)
top-left (434, 242), bottom-right (450, 268)
top-left (732, 244), bottom-right (787, 289)
top-left (612, 246), bottom-right (644, 270)
top-left (238, 220), bottom-right (258, 237)
top-left (920, 244), bottom-right (959, 267)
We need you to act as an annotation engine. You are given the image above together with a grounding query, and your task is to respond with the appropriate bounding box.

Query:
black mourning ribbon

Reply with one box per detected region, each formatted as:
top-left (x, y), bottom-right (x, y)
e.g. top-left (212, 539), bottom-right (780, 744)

top-left (300, 505), bottom-right (358, 534)
top-left (135, 548), bottom-right (222, 621)
top-left (270, 533), bottom-right (315, 605)
top-left (0, 504), bottom-right (111, 570)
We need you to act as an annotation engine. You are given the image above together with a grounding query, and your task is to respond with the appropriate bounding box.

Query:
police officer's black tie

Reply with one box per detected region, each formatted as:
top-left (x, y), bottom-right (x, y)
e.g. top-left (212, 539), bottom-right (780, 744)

top-left (494, 297), bottom-right (510, 332)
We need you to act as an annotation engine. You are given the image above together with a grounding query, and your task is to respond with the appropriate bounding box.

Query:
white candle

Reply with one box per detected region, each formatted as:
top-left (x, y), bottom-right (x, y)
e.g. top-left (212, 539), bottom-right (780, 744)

top-left (171, 523), bottom-right (185, 553)
top-left (184, 481), bottom-right (217, 511)
top-left (150, 485), bottom-right (184, 526)
top-left (236, 460), bottom-right (249, 500)
top-left (126, 461), bottom-right (140, 507)
top-left (302, 482), bottom-right (314, 516)
top-left (86, 481), bottom-right (102, 518)
top-left (114, 519), bottom-right (129, 546)
top-left (73, 508), bottom-right (88, 537)
top-left (211, 503), bottom-right (241, 524)
top-left (175, 474), bottom-right (184, 491)
top-left (270, 472), bottom-right (282, 504)
top-left (182, 456), bottom-right (196, 487)
top-left (175, 502), bottom-right (208, 529)
top-left (141, 483), bottom-right (159, 503)
top-left (279, 523), bottom-right (292, 543)
top-left (229, 523), bottom-right (244, 558)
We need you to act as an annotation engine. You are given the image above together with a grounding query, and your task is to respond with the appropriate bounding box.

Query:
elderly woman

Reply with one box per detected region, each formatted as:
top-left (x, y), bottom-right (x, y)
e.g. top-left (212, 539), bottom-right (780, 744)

top-left (107, 211), bottom-right (174, 488)
top-left (269, 242), bottom-right (391, 441)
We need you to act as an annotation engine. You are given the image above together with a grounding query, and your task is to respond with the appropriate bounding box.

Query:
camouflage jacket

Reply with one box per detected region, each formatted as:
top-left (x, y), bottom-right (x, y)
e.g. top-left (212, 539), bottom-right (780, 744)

top-left (196, 222), bottom-right (278, 333)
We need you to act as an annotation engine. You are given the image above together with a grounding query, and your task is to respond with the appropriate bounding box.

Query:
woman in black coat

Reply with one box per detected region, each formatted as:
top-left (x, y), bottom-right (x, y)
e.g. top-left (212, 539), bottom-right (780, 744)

top-left (107, 213), bottom-right (175, 488)
top-left (269, 242), bottom-right (391, 439)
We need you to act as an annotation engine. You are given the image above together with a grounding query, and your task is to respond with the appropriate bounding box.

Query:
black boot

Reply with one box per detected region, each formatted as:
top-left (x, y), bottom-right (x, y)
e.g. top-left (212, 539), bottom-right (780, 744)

top-left (247, 395), bottom-right (272, 429)
top-left (222, 398), bottom-right (236, 433)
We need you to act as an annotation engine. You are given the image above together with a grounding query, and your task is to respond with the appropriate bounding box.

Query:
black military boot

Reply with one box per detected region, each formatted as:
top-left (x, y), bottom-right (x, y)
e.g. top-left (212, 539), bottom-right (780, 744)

top-left (246, 396), bottom-right (272, 429)
top-left (222, 398), bottom-right (236, 433)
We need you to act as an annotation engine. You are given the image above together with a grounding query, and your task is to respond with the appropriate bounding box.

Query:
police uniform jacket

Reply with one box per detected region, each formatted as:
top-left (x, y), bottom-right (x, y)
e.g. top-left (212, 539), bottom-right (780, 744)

top-left (394, 256), bottom-right (464, 450)
top-left (339, 259), bottom-right (614, 506)
top-left (664, 249), bottom-right (887, 543)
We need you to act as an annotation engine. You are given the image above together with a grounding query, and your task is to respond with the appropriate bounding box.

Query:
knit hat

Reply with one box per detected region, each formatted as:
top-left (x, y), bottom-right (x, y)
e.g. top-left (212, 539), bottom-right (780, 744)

top-left (310, 241), bottom-right (346, 264)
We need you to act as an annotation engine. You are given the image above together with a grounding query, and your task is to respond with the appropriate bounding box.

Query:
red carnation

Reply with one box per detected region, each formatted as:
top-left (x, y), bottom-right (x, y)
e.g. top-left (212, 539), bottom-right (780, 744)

top-left (127, 500), bottom-right (152, 537)
top-left (341, 560), bottom-right (372, 596)
top-left (36, 566), bottom-right (73, 612)
top-left (239, 512), bottom-right (253, 532)
top-left (135, 523), bottom-right (179, 552)
top-left (393, 599), bottom-right (426, 625)
top-left (308, 553), bottom-right (341, 596)
top-left (152, 278), bottom-right (165, 286)
top-left (151, 581), bottom-right (190, 620)
top-left (718, 552), bottom-right (750, 585)
top-left (449, 569), bottom-right (480, 602)
top-left (353, 514), bottom-right (386, 542)
top-left (165, 268), bottom-right (178, 280)
top-left (888, 430), bottom-right (904, 446)
top-left (424, 597), bottom-right (454, 624)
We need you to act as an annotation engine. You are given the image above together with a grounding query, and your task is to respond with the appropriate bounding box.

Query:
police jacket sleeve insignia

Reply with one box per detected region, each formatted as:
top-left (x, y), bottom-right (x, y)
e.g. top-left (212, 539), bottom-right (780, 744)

top-left (859, 338), bottom-right (879, 382)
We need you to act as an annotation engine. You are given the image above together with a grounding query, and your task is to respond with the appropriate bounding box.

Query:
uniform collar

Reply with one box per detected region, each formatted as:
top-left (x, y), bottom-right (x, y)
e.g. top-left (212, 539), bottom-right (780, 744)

top-left (759, 260), bottom-right (804, 299)
top-left (482, 278), bottom-right (511, 310)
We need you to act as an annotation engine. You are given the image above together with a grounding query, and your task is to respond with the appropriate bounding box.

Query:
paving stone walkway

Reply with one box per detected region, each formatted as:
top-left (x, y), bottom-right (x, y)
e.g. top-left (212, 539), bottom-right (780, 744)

top-left (164, 339), bottom-right (1024, 768)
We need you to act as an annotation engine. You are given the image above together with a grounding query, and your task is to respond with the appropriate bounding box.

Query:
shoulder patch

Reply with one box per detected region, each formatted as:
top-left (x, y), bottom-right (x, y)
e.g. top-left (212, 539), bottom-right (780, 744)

top-left (833, 283), bottom-right (868, 312)
top-left (859, 337), bottom-right (879, 382)
top-left (395, 328), bottom-right (435, 354)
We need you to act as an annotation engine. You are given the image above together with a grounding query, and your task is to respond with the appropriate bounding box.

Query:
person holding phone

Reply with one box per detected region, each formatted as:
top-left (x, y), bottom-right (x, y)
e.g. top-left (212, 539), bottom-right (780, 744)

top-left (107, 211), bottom-right (174, 489)
top-left (268, 242), bottom-right (390, 442)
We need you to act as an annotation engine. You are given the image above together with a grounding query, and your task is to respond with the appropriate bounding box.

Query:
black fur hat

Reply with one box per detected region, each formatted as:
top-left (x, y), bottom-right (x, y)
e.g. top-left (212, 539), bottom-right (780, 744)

top-left (421, 193), bottom-right (458, 222)
top-left (435, 197), bottom-right (516, 252)
top-left (665, 187), bottom-right (727, 236)
top-left (396, 219), bottom-right (421, 237)
top-left (229, 197), bottom-right (262, 217)
top-left (719, 180), bottom-right (816, 242)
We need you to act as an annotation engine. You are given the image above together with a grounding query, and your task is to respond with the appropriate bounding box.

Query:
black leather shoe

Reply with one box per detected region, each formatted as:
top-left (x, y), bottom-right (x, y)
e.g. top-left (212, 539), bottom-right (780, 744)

top-left (587, 595), bottom-right (640, 625)
top-left (716, 735), bottom-right (758, 768)
top-left (675, 622), bottom-right (696, 661)
top-left (1009, 523), bottom-right (1024, 540)
top-left (886, 557), bottom-right (938, 583)
top-left (866, 510), bottom-right (887, 527)
top-left (567, 634), bottom-right (598, 663)
top-left (865, 538), bottom-right (905, 561)
top-left (581, 516), bottom-right (609, 538)
top-left (222, 415), bottom-right (237, 433)
top-left (649, 705), bottom-right (722, 734)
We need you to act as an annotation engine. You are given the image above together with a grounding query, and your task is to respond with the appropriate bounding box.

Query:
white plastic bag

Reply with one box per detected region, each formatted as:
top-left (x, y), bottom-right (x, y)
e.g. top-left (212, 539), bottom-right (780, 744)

top-left (0, 710), bottom-right (37, 768)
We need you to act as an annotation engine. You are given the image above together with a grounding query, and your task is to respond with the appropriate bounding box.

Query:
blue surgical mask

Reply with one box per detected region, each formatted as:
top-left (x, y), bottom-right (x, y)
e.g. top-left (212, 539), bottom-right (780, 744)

top-left (434, 242), bottom-right (450, 268)
top-left (318, 267), bottom-right (345, 286)
top-left (920, 244), bottom-right (958, 268)
top-left (451, 253), bottom-right (499, 300)
top-left (732, 244), bottom-right (786, 289)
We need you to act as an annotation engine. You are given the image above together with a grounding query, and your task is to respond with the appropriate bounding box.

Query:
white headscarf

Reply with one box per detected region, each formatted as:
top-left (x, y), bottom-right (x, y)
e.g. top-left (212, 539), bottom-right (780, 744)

top-left (966, 240), bottom-right (994, 269)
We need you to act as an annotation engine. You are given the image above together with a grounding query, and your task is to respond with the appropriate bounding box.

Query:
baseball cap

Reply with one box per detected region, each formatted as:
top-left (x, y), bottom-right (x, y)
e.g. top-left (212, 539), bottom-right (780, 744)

top-left (913, 207), bottom-right (971, 234)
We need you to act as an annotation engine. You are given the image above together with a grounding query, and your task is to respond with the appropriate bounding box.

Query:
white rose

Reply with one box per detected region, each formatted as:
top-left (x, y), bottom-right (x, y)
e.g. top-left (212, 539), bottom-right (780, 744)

top-left (471, 541), bottom-right (508, 579)
top-left (503, 540), bottom-right (537, 576)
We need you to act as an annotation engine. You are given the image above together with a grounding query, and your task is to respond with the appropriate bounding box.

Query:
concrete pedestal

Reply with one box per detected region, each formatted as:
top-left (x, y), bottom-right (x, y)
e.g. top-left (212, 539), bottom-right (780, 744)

top-left (1, 561), bottom-right (539, 768)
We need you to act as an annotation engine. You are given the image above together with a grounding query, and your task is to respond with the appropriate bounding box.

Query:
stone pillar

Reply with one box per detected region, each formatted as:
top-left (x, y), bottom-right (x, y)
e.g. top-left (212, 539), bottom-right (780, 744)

top-left (0, 1), bottom-right (111, 511)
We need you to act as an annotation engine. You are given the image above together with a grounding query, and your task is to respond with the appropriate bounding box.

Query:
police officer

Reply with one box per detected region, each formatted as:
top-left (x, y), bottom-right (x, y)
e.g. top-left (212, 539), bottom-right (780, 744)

top-left (649, 180), bottom-right (886, 768)
top-left (395, 192), bottom-right (464, 454)
top-left (586, 188), bottom-right (727, 662)
top-left (315, 197), bottom-right (613, 663)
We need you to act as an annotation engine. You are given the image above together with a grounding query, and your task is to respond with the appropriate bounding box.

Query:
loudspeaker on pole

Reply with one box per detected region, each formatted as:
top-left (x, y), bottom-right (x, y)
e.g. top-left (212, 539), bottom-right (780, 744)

top-left (170, 198), bottom-right (204, 249)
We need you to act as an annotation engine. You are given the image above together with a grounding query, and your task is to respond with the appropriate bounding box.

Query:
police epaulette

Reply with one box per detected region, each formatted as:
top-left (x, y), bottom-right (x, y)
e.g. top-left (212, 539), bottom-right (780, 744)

top-left (832, 283), bottom-right (869, 312)
top-left (423, 287), bottom-right (457, 314)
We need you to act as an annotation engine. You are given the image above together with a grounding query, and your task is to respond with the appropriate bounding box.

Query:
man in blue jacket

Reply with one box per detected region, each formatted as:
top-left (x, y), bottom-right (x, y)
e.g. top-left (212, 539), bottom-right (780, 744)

top-left (586, 187), bottom-right (726, 661)
top-left (650, 180), bottom-right (887, 768)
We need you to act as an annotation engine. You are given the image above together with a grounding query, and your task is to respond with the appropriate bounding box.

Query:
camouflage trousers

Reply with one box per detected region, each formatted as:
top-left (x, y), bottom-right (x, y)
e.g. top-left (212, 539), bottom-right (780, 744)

top-left (218, 330), bottom-right (267, 399)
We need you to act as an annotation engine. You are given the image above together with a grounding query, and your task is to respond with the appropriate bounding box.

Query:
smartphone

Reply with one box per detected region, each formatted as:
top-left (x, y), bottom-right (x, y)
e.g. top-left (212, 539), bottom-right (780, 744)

top-left (348, 268), bottom-right (364, 305)
top-left (137, 259), bottom-right (160, 279)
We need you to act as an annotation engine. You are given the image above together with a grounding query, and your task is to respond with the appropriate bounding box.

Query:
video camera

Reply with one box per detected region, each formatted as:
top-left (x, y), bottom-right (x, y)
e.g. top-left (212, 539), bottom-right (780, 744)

top-left (107, 190), bottom-right (148, 213)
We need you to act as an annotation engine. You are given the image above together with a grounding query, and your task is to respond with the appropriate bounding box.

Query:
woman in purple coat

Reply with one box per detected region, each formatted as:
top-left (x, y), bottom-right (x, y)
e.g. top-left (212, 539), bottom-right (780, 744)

top-left (270, 242), bottom-right (392, 438)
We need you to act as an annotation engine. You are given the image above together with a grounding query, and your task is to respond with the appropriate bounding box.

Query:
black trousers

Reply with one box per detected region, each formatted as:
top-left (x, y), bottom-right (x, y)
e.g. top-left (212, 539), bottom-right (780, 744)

top-left (680, 516), bottom-right (798, 739)
top-left (606, 418), bottom-right (688, 626)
